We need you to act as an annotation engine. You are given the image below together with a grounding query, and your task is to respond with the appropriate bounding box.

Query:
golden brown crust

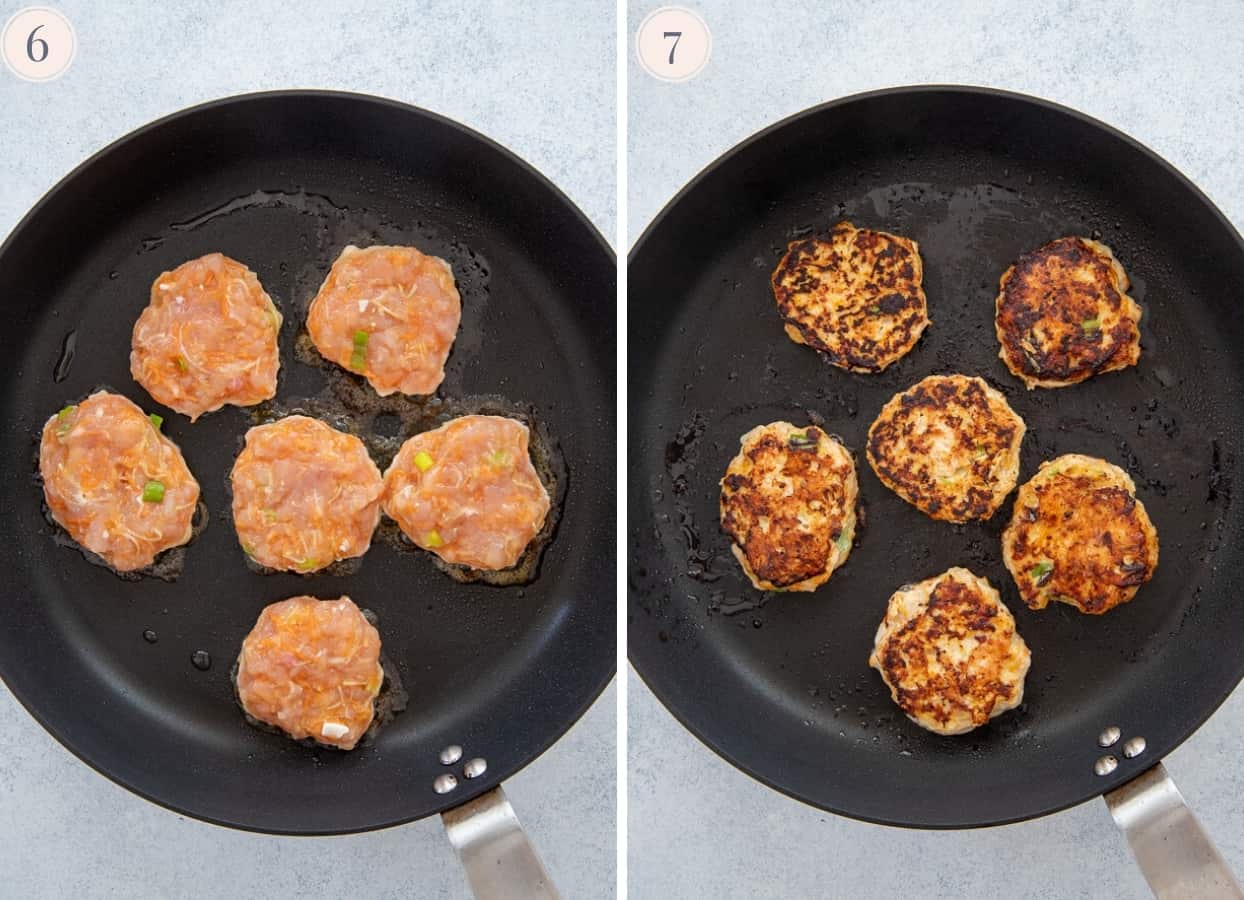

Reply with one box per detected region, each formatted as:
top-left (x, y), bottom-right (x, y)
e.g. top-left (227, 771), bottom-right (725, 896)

top-left (719, 422), bottom-right (858, 592)
top-left (866, 374), bottom-right (1025, 523)
top-left (771, 222), bottom-right (930, 373)
top-left (1001, 454), bottom-right (1159, 614)
top-left (869, 567), bottom-right (1031, 736)
top-left (995, 237), bottom-right (1142, 389)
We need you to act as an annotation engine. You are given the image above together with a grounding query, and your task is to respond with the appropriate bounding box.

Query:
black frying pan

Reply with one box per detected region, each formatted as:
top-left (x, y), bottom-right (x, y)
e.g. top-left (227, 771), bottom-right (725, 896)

top-left (0, 91), bottom-right (615, 834)
top-left (628, 86), bottom-right (1244, 829)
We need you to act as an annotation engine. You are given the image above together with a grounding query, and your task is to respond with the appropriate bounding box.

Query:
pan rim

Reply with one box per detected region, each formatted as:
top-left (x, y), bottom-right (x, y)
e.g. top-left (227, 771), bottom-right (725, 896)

top-left (627, 82), bottom-right (1244, 829)
top-left (0, 88), bottom-right (616, 835)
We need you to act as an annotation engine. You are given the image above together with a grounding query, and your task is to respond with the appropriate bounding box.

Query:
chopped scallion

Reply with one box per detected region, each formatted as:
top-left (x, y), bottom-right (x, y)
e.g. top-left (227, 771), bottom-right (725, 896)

top-left (414, 451), bottom-right (435, 472)
top-left (1081, 317), bottom-right (1102, 334)
top-left (175, 356), bottom-right (189, 372)
top-left (834, 532), bottom-right (852, 554)
top-left (1030, 561), bottom-right (1054, 584)
top-left (296, 557), bottom-right (319, 572)
top-left (142, 480), bottom-right (165, 503)
top-left (148, 413), bottom-right (163, 430)
top-left (423, 529), bottom-right (443, 549)
top-left (350, 330), bottom-right (369, 371)
top-left (788, 431), bottom-right (818, 451)
top-left (55, 405), bottom-right (76, 438)
top-left (486, 449), bottom-right (511, 468)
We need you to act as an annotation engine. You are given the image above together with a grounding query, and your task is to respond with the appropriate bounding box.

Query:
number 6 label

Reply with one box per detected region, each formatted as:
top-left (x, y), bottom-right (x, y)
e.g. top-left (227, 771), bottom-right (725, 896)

top-left (3, 7), bottom-right (76, 82)
top-left (636, 7), bottom-right (711, 83)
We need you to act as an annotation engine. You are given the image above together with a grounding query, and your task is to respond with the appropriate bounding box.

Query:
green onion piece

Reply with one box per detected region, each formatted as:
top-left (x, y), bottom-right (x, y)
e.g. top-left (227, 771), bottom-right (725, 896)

top-left (834, 532), bottom-right (852, 554)
top-left (175, 356), bottom-right (189, 372)
top-left (349, 330), bottom-right (369, 371)
top-left (1030, 561), bottom-right (1054, 581)
top-left (142, 480), bottom-right (165, 503)
top-left (148, 413), bottom-right (163, 430)
top-left (414, 451), bottom-right (435, 472)
top-left (974, 445), bottom-right (989, 459)
top-left (296, 557), bottom-right (319, 572)
top-left (868, 305), bottom-right (881, 314)
top-left (1081, 317), bottom-right (1102, 334)
top-left (486, 449), bottom-right (511, 468)
top-left (55, 405), bottom-right (76, 437)
top-left (788, 431), bottom-right (818, 451)
top-left (424, 529), bottom-right (444, 549)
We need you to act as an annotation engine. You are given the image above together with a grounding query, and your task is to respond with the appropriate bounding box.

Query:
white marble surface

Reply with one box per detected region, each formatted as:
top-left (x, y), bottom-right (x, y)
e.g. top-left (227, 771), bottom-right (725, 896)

top-left (0, 2), bottom-right (615, 898)
top-left (627, 2), bottom-right (1244, 898)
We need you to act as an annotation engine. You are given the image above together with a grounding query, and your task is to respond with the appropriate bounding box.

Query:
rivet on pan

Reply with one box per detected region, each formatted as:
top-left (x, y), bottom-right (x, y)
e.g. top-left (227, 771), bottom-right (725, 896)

top-left (1094, 755), bottom-right (1119, 776)
top-left (463, 757), bottom-right (488, 779)
top-left (433, 773), bottom-right (458, 794)
top-left (439, 745), bottom-right (463, 765)
top-left (1122, 736), bottom-right (1147, 759)
top-left (1098, 725), bottom-right (1121, 748)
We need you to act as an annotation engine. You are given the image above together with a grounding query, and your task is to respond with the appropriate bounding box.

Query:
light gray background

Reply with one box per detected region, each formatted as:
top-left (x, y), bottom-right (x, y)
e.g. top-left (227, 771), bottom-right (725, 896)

top-left (0, 2), bottom-right (615, 898)
top-left (628, 2), bottom-right (1244, 898)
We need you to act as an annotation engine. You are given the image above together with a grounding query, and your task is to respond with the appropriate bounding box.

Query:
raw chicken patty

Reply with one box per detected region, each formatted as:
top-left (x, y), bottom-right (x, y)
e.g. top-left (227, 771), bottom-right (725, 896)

top-left (383, 415), bottom-right (551, 571)
top-left (307, 244), bottom-right (461, 396)
top-left (235, 595), bottom-right (384, 751)
top-left (39, 391), bottom-right (200, 572)
top-left (131, 253), bottom-right (282, 420)
top-left (231, 415), bottom-right (383, 573)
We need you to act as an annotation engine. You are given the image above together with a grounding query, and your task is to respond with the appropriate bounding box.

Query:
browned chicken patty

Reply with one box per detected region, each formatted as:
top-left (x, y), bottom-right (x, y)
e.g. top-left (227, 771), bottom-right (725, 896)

top-left (772, 221), bottom-right (930, 373)
top-left (866, 375), bottom-right (1025, 523)
top-left (869, 567), bottom-right (1031, 736)
top-left (720, 422), bottom-right (858, 592)
top-left (1002, 454), bottom-right (1159, 614)
top-left (995, 237), bottom-right (1142, 388)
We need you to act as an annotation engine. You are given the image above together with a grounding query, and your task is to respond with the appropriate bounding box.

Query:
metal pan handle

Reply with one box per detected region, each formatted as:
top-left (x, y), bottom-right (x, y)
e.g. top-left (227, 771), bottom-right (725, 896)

top-left (442, 786), bottom-right (562, 900)
top-left (1105, 763), bottom-right (1243, 899)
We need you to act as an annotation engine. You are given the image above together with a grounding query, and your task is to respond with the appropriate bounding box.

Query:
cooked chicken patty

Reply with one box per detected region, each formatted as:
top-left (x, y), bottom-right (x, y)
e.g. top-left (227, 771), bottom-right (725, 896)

top-left (869, 567), bottom-right (1031, 736)
top-left (230, 415), bottom-right (383, 573)
top-left (131, 253), bottom-right (281, 421)
top-left (995, 237), bottom-right (1142, 389)
top-left (382, 415), bottom-right (551, 571)
top-left (1002, 454), bottom-right (1159, 614)
top-left (866, 374), bottom-right (1025, 523)
top-left (235, 595), bottom-right (384, 751)
top-left (771, 221), bottom-right (929, 373)
top-left (307, 244), bottom-right (461, 396)
top-left (39, 391), bottom-right (200, 572)
top-left (719, 422), bottom-right (858, 592)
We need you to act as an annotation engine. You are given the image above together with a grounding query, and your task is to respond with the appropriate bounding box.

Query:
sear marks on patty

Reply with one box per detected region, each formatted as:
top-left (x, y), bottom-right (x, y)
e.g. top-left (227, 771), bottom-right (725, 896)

top-left (995, 237), bottom-right (1142, 389)
top-left (867, 374), bottom-right (1025, 523)
top-left (719, 421), bottom-right (858, 592)
top-left (1002, 453), bottom-right (1159, 614)
top-left (869, 567), bottom-right (1031, 736)
top-left (772, 221), bottom-right (930, 373)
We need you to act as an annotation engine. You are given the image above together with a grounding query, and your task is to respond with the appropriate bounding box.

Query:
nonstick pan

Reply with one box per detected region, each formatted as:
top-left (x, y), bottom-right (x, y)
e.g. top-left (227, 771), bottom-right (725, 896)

top-left (0, 89), bottom-right (615, 860)
top-left (628, 86), bottom-right (1244, 890)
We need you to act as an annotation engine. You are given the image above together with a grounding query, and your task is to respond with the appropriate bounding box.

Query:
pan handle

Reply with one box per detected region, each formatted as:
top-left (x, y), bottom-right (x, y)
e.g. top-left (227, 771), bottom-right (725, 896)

top-left (442, 785), bottom-right (562, 900)
top-left (1104, 762), bottom-right (1243, 899)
